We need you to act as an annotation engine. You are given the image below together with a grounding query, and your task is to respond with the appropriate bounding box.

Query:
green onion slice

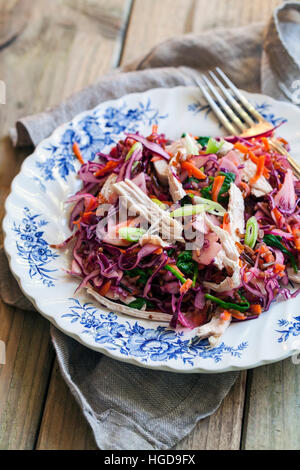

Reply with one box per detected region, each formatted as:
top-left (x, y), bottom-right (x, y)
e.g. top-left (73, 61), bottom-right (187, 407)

top-left (204, 293), bottom-right (250, 312)
top-left (244, 216), bottom-right (259, 249)
top-left (118, 227), bottom-right (146, 242)
top-left (170, 204), bottom-right (206, 218)
top-left (151, 198), bottom-right (167, 210)
top-left (125, 142), bottom-right (143, 161)
top-left (183, 133), bottom-right (199, 155)
top-left (170, 200), bottom-right (226, 218)
top-left (205, 137), bottom-right (224, 154)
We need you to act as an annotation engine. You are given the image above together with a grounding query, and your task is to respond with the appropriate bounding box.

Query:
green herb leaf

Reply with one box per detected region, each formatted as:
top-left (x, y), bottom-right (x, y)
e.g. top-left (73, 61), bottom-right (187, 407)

top-left (184, 176), bottom-right (202, 186)
top-left (180, 194), bottom-right (194, 206)
top-left (127, 298), bottom-right (155, 310)
top-left (124, 268), bottom-right (153, 286)
top-left (263, 234), bottom-right (298, 273)
top-left (196, 136), bottom-right (210, 147)
top-left (176, 251), bottom-right (197, 278)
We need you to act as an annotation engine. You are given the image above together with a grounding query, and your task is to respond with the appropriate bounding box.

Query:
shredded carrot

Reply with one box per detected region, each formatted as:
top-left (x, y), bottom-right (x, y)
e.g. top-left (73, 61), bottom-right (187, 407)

top-left (151, 156), bottom-right (163, 162)
top-left (99, 280), bottom-right (112, 296)
top-left (220, 310), bottom-right (232, 322)
top-left (249, 151), bottom-right (269, 178)
top-left (97, 193), bottom-right (107, 204)
top-left (234, 142), bottom-right (249, 154)
top-left (179, 278), bottom-right (193, 295)
top-left (261, 137), bottom-right (270, 152)
top-left (222, 212), bottom-right (231, 233)
top-left (181, 161), bottom-right (206, 180)
top-left (230, 311), bottom-right (247, 320)
top-left (249, 151), bottom-right (258, 164)
top-left (168, 264), bottom-right (185, 276)
top-left (153, 247), bottom-right (163, 255)
top-left (257, 244), bottom-right (268, 255)
top-left (72, 142), bottom-right (85, 165)
top-left (265, 253), bottom-right (275, 263)
top-left (239, 181), bottom-right (250, 199)
top-left (274, 263), bottom-right (286, 274)
top-left (152, 124), bottom-right (158, 134)
top-left (250, 304), bottom-right (262, 315)
top-left (292, 228), bottom-right (300, 251)
top-left (186, 189), bottom-right (201, 196)
top-left (94, 160), bottom-right (119, 177)
top-left (271, 207), bottom-right (284, 227)
top-left (211, 175), bottom-right (225, 202)
top-left (250, 155), bottom-right (265, 185)
top-left (73, 219), bottom-right (81, 228)
top-left (235, 241), bottom-right (244, 253)
top-left (278, 137), bottom-right (288, 146)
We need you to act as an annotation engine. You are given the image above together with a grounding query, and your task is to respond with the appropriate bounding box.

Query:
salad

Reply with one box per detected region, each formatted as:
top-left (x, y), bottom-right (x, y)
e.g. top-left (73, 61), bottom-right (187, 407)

top-left (54, 125), bottom-right (300, 347)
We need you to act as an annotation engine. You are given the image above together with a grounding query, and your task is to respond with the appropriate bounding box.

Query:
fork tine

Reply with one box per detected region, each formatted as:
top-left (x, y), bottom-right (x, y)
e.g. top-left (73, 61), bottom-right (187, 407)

top-left (208, 70), bottom-right (255, 127)
top-left (196, 80), bottom-right (239, 135)
top-left (215, 67), bottom-right (263, 122)
top-left (201, 75), bottom-right (246, 132)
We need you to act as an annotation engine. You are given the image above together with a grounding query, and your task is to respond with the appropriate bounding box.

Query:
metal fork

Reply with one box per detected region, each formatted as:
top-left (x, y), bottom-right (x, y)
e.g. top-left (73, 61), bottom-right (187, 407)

top-left (197, 67), bottom-right (300, 179)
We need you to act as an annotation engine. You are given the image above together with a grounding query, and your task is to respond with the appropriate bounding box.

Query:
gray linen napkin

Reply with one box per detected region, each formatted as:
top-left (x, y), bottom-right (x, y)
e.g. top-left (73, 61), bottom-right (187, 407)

top-left (2, 1), bottom-right (300, 450)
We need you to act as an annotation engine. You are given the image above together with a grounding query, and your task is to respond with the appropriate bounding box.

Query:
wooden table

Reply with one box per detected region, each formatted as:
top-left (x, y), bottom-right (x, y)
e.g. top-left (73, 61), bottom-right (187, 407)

top-left (1, 0), bottom-right (299, 450)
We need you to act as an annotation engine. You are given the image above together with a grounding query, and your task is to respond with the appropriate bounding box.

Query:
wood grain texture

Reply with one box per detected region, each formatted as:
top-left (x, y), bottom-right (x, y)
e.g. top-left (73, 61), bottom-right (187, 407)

top-left (2, 0), bottom-right (298, 452)
top-left (176, 372), bottom-right (247, 450)
top-left (121, 0), bottom-right (282, 64)
top-left (36, 360), bottom-right (97, 450)
top-left (0, 304), bottom-right (54, 449)
top-left (242, 360), bottom-right (300, 450)
top-left (0, 0), bottom-right (132, 450)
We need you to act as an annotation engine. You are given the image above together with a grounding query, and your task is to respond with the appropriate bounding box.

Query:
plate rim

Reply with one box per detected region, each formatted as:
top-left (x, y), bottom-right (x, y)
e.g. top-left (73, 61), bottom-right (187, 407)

top-left (3, 85), bottom-right (300, 373)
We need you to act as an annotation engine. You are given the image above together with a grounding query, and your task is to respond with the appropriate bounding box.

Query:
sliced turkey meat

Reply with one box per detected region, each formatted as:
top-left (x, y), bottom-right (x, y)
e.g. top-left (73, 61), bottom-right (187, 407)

top-left (153, 158), bottom-right (169, 185)
top-left (193, 314), bottom-right (232, 348)
top-left (87, 288), bottom-right (171, 322)
top-left (99, 173), bottom-right (118, 204)
top-left (167, 167), bottom-right (186, 202)
top-left (227, 183), bottom-right (245, 242)
top-left (241, 159), bottom-right (272, 197)
top-left (202, 215), bottom-right (241, 292)
top-left (113, 179), bottom-right (184, 242)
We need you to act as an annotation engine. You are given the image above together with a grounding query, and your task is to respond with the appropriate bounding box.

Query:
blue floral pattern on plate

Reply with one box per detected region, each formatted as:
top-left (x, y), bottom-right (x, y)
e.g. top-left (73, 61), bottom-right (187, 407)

top-left (188, 100), bottom-right (286, 127)
top-left (62, 299), bottom-right (248, 365)
top-left (13, 207), bottom-right (58, 287)
top-left (35, 99), bottom-right (168, 189)
top-left (6, 86), bottom-right (300, 372)
top-left (276, 316), bottom-right (300, 342)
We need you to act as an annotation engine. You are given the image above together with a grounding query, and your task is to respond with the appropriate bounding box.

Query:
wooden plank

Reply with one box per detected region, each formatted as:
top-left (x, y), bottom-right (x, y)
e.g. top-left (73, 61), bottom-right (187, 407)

top-left (37, 0), bottom-right (283, 450)
top-left (4, 0), bottom-right (286, 450)
top-left (36, 360), bottom-right (97, 450)
top-left (0, 304), bottom-right (54, 449)
top-left (121, 0), bottom-right (282, 64)
top-left (0, 0), bottom-right (132, 450)
top-left (176, 372), bottom-right (247, 450)
top-left (242, 359), bottom-right (300, 450)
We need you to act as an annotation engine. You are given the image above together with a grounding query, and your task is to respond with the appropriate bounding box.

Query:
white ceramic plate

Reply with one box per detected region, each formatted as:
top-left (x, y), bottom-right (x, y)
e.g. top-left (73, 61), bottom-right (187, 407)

top-left (3, 86), bottom-right (300, 373)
